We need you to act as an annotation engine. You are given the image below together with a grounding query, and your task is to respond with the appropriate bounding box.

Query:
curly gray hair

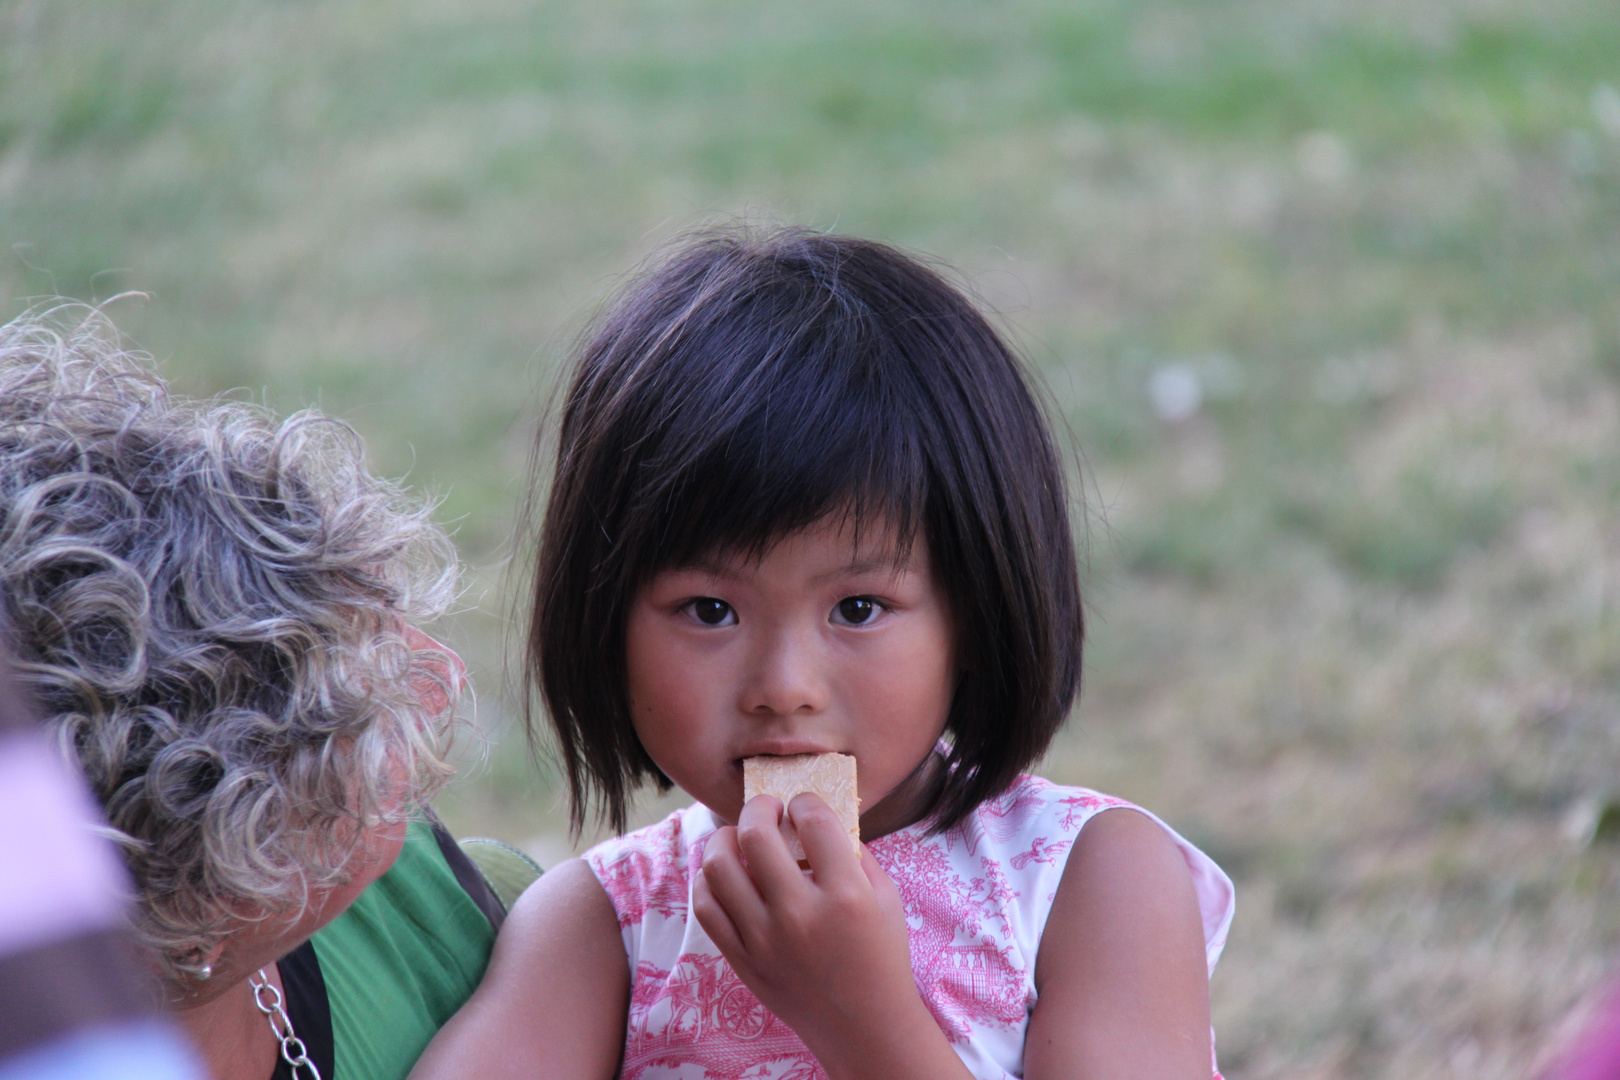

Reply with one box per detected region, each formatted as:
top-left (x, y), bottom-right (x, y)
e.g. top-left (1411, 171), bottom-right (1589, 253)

top-left (0, 304), bottom-right (462, 982)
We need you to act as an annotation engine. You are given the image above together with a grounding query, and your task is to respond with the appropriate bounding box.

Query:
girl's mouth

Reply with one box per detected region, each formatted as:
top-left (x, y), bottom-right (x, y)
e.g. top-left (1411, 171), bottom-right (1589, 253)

top-left (734, 741), bottom-right (840, 762)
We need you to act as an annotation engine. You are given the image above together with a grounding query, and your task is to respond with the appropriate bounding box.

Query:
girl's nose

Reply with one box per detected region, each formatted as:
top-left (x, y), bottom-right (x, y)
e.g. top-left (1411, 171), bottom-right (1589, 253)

top-left (738, 624), bottom-right (828, 717)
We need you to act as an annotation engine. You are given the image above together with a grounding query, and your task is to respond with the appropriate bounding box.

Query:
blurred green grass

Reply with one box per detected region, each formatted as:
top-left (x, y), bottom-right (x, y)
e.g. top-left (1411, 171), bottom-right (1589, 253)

top-left (6, 0), bottom-right (1620, 1075)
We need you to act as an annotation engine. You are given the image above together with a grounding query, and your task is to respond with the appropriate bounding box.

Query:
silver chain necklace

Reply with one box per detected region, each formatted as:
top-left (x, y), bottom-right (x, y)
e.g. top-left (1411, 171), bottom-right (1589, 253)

top-left (248, 968), bottom-right (323, 1080)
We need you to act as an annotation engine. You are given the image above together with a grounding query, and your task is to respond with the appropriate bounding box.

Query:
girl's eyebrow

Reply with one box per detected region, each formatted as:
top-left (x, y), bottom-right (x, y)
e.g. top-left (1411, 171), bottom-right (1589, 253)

top-left (655, 560), bottom-right (742, 585)
top-left (812, 556), bottom-right (912, 585)
top-left (673, 559), bottom-right (738, 580)
top-left (670, 555), bottom-right (912, 584)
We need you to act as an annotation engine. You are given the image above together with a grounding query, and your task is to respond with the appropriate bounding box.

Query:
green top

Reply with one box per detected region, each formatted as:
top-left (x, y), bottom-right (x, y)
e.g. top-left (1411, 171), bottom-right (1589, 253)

top-left (310, 820), bottom-right (498, 1080)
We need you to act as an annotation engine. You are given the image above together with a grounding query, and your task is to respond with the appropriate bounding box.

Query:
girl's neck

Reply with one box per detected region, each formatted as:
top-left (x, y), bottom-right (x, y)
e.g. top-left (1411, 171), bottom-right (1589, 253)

top-left (857, 748), bottom-right (947, 842)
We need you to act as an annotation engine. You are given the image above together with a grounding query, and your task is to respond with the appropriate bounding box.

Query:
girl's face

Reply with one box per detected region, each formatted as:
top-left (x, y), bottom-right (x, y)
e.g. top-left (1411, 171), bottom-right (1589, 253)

top-left (625, 515), bottom-right (957, 837)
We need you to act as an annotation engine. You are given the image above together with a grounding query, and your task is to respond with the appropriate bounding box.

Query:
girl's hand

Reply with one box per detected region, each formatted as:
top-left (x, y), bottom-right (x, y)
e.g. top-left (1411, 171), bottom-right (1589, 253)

top-left (692, 794), bottom-right (972, 1080)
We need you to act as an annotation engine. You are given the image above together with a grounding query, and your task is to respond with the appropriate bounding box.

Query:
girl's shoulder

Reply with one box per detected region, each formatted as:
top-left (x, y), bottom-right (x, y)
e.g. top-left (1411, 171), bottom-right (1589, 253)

top-left (583, 802), bottom-right (717, 868)
top-left (894, 774), bottom-right (1236, 973)
top-left (581, 803), bottom-right (717, 928)
top-left (974, 773), bottom-right (1136, 837)
top-left (926, 773), bottom-right (1144, 859)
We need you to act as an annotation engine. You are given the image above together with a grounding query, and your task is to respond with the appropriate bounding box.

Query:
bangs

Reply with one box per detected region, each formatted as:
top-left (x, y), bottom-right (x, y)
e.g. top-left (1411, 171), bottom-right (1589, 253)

top-left (622, 295), bottom-right (930, 577)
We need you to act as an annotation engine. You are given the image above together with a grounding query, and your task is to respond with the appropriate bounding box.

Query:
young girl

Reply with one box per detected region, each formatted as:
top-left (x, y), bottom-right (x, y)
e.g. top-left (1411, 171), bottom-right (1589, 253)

top-left (412, 228), bottom-right (1234, 1080)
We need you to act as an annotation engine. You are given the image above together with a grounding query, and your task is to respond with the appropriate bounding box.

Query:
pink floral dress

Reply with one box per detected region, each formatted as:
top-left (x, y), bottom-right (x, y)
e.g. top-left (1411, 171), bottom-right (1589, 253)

top-left (584, 774), bottom-right (1235, 1080)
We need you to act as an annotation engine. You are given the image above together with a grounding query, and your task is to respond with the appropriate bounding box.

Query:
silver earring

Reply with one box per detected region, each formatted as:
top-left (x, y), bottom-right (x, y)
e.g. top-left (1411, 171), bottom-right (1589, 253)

top-left (182, 950), bottom-right (214, 982)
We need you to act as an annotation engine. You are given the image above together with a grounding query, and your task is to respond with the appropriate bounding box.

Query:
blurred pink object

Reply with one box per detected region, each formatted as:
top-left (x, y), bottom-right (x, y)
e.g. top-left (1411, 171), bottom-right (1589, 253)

top-left (0, 733), bottom-right (130, 955)
top-left (1550, 983), bottom-right (1620, 1080)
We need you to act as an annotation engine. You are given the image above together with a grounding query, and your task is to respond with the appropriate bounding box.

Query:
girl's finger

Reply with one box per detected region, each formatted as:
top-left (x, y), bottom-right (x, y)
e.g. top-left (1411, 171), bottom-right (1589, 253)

top-left (692, 866), bottom-right (749, 966)
top-left (700, 825), bottom-right (770, 943)
top-left (734, 794), bottom-right (808, 904)
top-left (859, 845), bottom-right (906, 919)
top-left (788, 793), bottom-right (864, 888)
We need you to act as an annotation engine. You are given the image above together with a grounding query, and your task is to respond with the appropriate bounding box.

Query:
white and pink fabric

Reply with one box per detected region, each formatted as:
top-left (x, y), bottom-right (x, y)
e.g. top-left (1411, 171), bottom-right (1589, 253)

top-left (585, 773), bottom-right (1235, 1080)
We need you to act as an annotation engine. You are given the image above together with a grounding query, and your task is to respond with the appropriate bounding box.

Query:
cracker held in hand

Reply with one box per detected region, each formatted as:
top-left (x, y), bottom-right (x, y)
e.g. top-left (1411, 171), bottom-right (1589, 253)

top-left (742, 752), bottom-right (861, 860)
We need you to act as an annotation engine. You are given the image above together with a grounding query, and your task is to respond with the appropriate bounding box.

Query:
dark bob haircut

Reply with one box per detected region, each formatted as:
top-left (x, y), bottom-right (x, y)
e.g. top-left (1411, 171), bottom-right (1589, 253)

top-left (528, 227), bottom-right (1082, 836)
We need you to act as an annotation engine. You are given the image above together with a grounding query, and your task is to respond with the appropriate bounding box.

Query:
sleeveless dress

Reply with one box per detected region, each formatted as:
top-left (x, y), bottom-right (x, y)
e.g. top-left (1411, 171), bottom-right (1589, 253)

top-left (584, 774), bottom-right (1235, 1080)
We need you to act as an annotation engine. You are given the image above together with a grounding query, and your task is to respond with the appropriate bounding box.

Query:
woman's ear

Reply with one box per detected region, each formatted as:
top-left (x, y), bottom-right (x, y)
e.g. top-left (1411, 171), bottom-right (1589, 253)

top-left (175, 939), bottom-right (227, 984)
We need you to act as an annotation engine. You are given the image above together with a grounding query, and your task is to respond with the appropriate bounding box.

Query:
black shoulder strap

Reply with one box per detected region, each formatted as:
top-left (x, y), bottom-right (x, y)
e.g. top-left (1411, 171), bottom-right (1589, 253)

top-left (271, 939), bottom-right (334, 1080)
top-left (424, 811), bottom-right (507, 932)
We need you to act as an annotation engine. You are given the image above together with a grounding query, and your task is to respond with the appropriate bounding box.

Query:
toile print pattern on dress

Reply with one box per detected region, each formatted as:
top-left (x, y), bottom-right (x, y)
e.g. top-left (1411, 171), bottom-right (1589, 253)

top-left (583, 774), bottom-right (1235, 1080)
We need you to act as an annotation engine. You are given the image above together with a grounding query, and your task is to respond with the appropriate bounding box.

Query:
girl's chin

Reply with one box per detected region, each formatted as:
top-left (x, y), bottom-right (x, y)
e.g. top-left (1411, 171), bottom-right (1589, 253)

top-left (704, 803), bottom-right (741, 828)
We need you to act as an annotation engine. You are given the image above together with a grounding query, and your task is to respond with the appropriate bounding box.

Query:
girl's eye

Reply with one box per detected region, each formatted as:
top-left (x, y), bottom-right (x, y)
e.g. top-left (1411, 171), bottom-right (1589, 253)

top-left (832, 596), bottom-right (881, 626)
top-left (685, 598), bottom-right (736, 626)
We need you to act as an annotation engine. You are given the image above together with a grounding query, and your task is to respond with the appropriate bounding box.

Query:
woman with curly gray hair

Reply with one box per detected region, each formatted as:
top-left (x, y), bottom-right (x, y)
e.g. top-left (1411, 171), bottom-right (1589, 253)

top-left (0, 305), bottom-right (528, 1080)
